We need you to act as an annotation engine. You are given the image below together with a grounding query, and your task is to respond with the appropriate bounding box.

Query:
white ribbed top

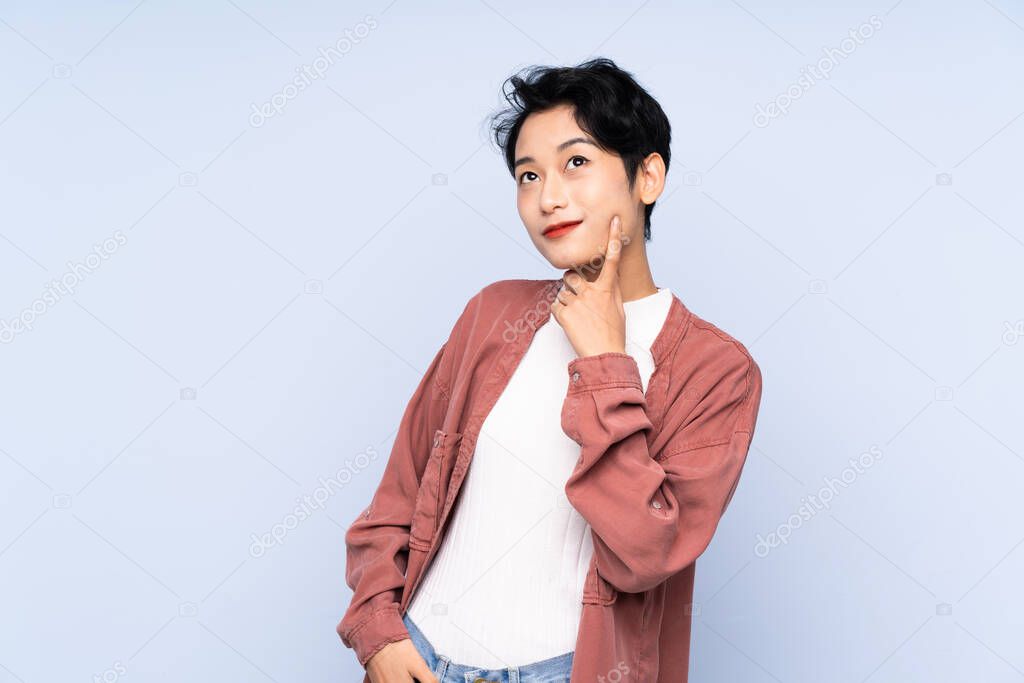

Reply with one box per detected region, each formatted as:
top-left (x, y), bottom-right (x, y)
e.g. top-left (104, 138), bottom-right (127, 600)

top-left (406, 286), bottom-right (673, 668)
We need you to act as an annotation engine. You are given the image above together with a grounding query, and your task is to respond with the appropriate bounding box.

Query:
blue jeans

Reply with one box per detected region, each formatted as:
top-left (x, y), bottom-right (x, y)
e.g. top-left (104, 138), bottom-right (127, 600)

top-left (401, 612), bottom-right (574, 682)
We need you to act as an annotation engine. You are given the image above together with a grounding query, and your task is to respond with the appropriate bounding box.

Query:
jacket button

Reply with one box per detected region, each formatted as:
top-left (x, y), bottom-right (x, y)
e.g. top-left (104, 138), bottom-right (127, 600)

top-left (651, 500), bottom-right (662, 509)
top-left (571, 371), bottom-right (580, 383)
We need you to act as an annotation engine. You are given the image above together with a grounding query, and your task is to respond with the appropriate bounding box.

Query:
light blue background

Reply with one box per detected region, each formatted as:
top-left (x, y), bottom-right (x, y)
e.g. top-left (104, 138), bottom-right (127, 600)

top-left (1, 1), bottom-right (1022, 681)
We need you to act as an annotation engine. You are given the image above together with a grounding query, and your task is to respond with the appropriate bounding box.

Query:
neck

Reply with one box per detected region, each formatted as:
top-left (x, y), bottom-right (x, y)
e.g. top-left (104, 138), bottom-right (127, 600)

top-left (574, 264), bottom-right (657, 302)
top-left (619, 273), bottom-right (659, 302)
top-left (570, 225), bottom-right (658, 301)
top-left (602, 241), bottom-right (658, 303)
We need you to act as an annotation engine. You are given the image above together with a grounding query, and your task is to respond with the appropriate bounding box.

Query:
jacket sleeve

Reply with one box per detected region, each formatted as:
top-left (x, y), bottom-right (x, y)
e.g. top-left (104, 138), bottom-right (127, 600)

top-left (561, 347), bottom-right (763, 594)
top-left (336, 334), bottom-right (458, 666)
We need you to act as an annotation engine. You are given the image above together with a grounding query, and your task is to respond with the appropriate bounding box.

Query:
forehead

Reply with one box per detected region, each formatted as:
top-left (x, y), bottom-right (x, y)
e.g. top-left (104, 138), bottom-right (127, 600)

top-left (515, 104), bottom-right (587, 156)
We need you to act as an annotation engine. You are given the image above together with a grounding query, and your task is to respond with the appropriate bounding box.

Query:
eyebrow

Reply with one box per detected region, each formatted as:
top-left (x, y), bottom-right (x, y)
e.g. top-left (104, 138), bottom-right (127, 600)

top-left (514, 137), bottom-right (598, 169)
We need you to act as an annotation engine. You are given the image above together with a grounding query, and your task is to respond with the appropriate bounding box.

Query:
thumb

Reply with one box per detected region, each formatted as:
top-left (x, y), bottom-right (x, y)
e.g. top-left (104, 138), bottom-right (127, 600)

top-left (599, 215), bottom-right (623, 284)
top-left (410, 656), bottom-right (438, 683)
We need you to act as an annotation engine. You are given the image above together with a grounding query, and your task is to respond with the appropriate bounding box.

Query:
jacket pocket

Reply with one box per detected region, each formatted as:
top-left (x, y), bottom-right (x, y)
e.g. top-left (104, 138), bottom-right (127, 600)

top-left (582, 556), bottom-right (619, 605)
top-left (409, 428), bottom-right (462, 549)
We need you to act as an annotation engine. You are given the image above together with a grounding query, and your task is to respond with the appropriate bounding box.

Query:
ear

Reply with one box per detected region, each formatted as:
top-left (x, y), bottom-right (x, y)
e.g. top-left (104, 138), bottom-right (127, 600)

top-left (636, 152), bottom-right (667, 205)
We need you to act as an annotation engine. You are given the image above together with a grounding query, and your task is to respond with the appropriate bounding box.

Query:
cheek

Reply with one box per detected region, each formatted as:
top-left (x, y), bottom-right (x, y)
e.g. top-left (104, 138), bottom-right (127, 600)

top-left (582, 168), bottom-right (626, 204)
top-left (575, 175), bottom-right (627, 222)
top-left (515, 192), bottom-right (530, 221)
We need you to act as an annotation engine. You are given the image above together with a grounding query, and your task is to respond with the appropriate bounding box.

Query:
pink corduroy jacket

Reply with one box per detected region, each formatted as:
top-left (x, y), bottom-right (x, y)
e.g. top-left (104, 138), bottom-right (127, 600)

top-left (337, 277), bottom-right (763, 682)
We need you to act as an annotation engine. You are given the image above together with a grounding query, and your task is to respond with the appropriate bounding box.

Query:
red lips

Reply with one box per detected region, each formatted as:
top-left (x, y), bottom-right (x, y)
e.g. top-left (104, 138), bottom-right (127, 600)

top-left (543, 220), bottom-right (582, 238)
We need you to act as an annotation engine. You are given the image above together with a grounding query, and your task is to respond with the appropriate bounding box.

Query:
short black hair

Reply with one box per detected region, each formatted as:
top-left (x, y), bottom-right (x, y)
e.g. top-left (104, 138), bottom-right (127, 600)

top-left (488, 57), bottom-right (671, 241)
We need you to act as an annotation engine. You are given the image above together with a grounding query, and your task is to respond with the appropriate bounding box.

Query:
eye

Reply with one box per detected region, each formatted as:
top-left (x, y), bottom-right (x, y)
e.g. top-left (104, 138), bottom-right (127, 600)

top-left (518, 156), bottom-right (587, 185)
top-left (518, 170), bottom-right (538, 185)
top-left (567, 155), bottom-right (588, 170)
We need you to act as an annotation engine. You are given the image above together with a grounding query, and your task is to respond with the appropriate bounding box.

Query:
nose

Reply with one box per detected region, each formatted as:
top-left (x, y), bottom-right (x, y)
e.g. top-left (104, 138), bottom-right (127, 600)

top-left (539, 173), bottom-right (568, 214)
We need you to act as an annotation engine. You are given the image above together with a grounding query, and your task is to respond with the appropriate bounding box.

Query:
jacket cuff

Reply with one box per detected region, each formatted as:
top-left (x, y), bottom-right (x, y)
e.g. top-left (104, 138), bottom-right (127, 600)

top-left (567, 352), bottom-right (643, 393)
top-left (339, 606), bottom-right (411, 667)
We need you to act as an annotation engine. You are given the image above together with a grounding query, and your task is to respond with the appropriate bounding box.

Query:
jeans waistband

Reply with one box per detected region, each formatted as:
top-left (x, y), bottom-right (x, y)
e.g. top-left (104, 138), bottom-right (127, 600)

top-left (402, 611), bottom-right (574, 682)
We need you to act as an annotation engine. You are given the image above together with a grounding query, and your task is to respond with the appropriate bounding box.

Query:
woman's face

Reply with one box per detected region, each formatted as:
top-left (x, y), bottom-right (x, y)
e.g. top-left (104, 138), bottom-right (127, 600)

top-left (514, 104), bottom-right (644, 271)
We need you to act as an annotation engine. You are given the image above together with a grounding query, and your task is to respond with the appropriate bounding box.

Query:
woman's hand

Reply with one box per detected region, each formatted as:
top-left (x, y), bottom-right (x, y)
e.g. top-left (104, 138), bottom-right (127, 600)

top-left (550, 215), bottom-right (627, 358)
top-left (365, 638), bottom-right (437, 683)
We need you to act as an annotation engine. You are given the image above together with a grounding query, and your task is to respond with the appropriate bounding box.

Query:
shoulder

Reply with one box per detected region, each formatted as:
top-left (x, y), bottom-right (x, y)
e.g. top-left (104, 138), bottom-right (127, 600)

top-left (457, 278), bottom-right (558, 322)
top-left (434, 278), bottom-right (555, 390)
top-left (478, 277), bottom-right (557, 303)
top-left (684, 310), bottom-right (759, 376)
top-left (444, 277), bottom-right (556, 345)
top-left (669, 303), bottom-right (763, 435)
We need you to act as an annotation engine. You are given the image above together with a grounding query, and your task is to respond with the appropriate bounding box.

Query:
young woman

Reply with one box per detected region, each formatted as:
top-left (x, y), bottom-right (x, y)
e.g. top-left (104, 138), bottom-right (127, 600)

top-left (338, 58), bottom-right (763, 683)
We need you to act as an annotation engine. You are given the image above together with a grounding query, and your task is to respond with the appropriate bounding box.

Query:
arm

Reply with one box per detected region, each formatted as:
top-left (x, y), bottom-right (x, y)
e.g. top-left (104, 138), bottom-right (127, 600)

top-left (336, 339), bottom-right (452, 666)
top-left (561, 347), bottom-right (763, 594)
top-left (336, 278), bottom-right (487, 667)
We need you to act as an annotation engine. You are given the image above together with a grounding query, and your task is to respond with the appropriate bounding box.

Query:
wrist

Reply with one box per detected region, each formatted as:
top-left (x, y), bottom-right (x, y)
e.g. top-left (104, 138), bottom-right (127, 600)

top-left (578, 344), bottom-right (626, 357)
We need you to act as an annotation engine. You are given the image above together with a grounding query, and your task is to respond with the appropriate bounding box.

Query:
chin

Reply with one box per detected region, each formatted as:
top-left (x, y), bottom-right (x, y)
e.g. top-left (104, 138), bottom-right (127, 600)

top-left (541, 248), bottom-right (595, 272)
top-left (533, 229), bottom-right (600, 269)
